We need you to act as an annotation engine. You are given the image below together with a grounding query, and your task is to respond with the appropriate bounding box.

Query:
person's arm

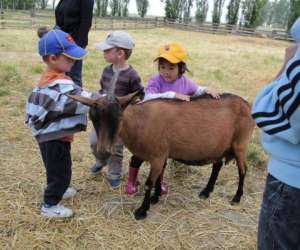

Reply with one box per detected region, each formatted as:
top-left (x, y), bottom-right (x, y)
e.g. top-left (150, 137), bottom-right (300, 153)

top-left (190, 78), bottom-right (220, 99)
top-left (130, 71), bottom-right (144, 92)
top-left (252, 46), bottom-right (300, 144)
top-left (64, 87), bottom-right (92, 115)
top-left (75, 0), bottom-right (94, 47)
top-left (193, 86), bottom-right (207, 96)
top-left (144, 92), bottom-right (177, 101)
top-left (26, 85), bottom-right (93, 130)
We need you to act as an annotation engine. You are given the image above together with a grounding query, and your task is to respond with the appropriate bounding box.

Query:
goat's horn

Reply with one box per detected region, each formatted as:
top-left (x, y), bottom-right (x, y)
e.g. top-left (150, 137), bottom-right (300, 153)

top-left (66, 94), bottom-right (97, 107)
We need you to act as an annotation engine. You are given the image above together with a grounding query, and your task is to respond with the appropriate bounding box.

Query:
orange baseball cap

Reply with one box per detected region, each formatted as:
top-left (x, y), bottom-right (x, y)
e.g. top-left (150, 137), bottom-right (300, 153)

top-left (154, 43), bottom-right (187, 64)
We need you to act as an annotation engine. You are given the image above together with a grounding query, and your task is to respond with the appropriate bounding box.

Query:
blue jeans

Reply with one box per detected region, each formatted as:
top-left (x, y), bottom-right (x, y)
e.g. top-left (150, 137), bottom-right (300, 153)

top-left (67, 60), bottom-right (83, 87)
top-left (258, 174), bottom-right (300, 250)
top-left (90, 128), bottom-right (123, 180)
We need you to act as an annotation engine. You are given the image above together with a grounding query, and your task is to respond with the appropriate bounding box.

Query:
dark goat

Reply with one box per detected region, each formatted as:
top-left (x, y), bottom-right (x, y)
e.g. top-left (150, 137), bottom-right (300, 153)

top-left (68, 92), bottom-right (254, 220)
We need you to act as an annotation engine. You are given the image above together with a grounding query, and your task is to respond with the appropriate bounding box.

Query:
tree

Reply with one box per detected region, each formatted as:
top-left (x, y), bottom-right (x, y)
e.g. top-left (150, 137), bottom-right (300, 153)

top-left (212, 0), bottom-right (224, 24)
top-left (120, 0), bottom-right (130, 17)
top-left (260, 0), bottom-right (274, 26)
top-left (165, 0), bottom-right (182, 20)
top-left (164, 0), bottom-right (193, 22)
top-left (272, 0), bottom-right (289, 28)
top-left (182, 0), bottom-right (193, 23)
top-left (109, 0), bottom-right (119, 16)
top-left (195, 0), bottom-right (208, 23)
top-left (52, 0), bottom-right (56, 9)
top-left (109, 0), bottom-right (130, 17)
top-left (240, 0), bottom-right (268, 28)
top-left (37, 0), bottom-right (49, 9)
top-left (136, 0), bottom-right (149, 17)
top-left (227, 0), bottom-right (241, 25)
top-left (287, 0), bottom-right (300, 30)
top-left (96, 0), bottom-right (109, 17)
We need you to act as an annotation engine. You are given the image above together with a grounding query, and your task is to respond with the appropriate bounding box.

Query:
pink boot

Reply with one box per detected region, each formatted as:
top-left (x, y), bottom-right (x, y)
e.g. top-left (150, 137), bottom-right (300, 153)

top-left (160, 167), bottom-right (169, 195)
top-left (125, 167), bottom-right (140, 195)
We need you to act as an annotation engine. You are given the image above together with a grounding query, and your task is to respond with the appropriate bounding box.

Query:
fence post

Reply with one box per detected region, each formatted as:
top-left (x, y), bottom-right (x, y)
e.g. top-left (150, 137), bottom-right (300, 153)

top-left (30, 7), bottom-right (36, 29)
top-left (94, 15), bottom-right (97, 30)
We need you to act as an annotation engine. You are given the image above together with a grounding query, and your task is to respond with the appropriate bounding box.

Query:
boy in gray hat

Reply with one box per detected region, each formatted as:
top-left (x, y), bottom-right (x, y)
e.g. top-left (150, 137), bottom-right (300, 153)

top-left (90, 31), bottom-right (143, 189)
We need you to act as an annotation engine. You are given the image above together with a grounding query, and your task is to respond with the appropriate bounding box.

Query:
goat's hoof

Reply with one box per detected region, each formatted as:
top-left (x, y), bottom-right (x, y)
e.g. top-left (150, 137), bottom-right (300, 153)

top-left (134, 209), bottom-right (147, 220)
top-left (199, 190), bottom-right (210, 199)
top-left (231, 196), bottom-right (241, 205)
top-left (150, 195), bottom-right (159, 204)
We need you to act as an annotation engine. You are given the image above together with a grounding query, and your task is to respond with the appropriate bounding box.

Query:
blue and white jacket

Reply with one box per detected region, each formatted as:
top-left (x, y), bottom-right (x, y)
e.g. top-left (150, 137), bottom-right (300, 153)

top-left (252, 18), bottom-right (300, 188)
top-left (25, 77), bottom-right (91, 143)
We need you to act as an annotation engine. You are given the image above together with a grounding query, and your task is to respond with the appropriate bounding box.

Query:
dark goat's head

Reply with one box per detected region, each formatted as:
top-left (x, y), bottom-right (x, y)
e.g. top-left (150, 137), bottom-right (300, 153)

top-left (66, 90), bottom-right (142, 154)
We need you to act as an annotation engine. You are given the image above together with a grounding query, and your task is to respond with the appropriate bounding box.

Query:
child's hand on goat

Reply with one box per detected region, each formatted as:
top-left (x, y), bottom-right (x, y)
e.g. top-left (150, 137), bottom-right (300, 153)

top-left (205, 89), bottom-right (221, 99)
top-left (175, 93), bottom-right (190, 101)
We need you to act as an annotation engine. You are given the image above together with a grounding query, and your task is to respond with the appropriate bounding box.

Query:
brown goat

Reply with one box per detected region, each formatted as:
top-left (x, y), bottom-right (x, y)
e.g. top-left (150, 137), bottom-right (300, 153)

top-left (68, 91), bottom-right (254, 220)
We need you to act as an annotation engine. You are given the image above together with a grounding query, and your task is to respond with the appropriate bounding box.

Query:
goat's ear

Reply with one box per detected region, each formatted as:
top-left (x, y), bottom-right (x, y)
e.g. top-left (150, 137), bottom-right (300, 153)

top-left (66, 94), bottom-right (97, 107)
top-left (117, 89), bottom-right (143, 109)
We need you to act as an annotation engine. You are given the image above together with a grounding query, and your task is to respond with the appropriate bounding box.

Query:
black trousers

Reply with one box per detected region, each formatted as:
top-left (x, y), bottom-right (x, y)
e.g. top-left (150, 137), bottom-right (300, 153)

top-left (130, 155), bottom-right (144, 168)
top-left (67, 59), bottom-right (82, 87)
top-left (39, 140), bottom-right (72, 206)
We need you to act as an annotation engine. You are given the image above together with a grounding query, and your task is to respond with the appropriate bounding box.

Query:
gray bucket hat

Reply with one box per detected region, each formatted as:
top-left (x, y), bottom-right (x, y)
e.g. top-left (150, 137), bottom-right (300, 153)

top-left (95, 31), bottom-right (135, 50)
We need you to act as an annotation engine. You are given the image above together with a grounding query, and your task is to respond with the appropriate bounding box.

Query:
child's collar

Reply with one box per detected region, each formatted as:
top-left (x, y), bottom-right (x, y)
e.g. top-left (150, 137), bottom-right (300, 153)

top-left (112, 64), bottom-right (130, 72)
top-left (38, 69), bottom-right (72, 88)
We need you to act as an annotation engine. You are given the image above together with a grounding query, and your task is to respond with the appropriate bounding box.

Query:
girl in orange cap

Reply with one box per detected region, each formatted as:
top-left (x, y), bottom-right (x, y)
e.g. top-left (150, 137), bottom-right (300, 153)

top-left (125, 43), bottom-right (220, 195)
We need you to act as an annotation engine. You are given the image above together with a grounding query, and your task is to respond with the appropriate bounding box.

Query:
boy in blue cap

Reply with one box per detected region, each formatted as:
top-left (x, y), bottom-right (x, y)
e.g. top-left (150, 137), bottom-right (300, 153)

top-left (26, 29), bottom-right (93, 218)
top-left (252, 17), bottom-right (300, 249)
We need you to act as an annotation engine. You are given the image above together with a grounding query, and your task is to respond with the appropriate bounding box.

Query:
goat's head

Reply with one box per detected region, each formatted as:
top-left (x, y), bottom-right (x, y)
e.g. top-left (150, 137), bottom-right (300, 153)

top-left (66, 89), bottom-right (142, 155)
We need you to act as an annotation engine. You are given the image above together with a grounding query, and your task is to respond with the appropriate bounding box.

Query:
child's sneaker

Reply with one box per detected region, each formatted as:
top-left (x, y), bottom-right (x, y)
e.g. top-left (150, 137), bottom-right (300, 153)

top-left (62, 186), bottom-right (77, 199)
top-left (90, 163), bottom-right (104, 174)
top-left (108, 178), bottom-right (121, 189)
top-left (41, 204), bottom-right (73, 218)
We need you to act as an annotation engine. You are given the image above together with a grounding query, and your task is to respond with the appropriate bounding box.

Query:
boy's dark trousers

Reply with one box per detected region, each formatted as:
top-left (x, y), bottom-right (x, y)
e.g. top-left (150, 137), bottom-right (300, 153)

top-left (39, 140), bottom-right (72, 206)
top-left (258, 174), bottom-right (300, 250)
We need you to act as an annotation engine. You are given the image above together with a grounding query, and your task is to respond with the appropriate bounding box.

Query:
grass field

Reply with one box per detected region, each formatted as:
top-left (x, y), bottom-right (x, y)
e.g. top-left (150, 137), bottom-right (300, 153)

top-left (0, 27), bottom-right (292, 249)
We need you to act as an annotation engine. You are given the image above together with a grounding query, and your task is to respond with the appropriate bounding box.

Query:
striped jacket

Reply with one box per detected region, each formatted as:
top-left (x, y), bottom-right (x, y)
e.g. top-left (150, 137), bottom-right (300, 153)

top-left (25, 78), bottom-right (91, 143)
top-left (252, 44), bottom-right (300, 188)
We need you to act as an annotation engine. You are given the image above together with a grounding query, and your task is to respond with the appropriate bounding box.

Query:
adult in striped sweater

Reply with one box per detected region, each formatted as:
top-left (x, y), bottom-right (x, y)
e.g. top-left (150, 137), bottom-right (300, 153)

top-left (26, 29), bottom-right (94, 218)
top-left (252, 17), bottom-right (300, 249)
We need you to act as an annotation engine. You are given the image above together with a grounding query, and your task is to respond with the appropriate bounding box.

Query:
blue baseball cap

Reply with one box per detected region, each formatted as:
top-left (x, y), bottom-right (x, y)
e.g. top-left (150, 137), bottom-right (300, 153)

top-left (38, 29), bottom-right (87, 59)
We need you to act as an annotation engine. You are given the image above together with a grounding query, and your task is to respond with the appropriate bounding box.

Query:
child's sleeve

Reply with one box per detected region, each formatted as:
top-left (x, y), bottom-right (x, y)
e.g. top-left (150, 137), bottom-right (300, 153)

top-left (186, 77), bottom-right (206, 96)
top-left (252, 51), bottom-right (300, 144)
top-left (58, 83), bottom-right (97, 116)
top-left (130, 71), bottom-right (143, 92)
top-left (25, 85), bottom-right (92, 131)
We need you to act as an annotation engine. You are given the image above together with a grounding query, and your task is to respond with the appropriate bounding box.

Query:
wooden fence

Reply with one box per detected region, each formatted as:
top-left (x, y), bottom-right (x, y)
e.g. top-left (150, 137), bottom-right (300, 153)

top-left (0, 10), bottom-right (294, 42)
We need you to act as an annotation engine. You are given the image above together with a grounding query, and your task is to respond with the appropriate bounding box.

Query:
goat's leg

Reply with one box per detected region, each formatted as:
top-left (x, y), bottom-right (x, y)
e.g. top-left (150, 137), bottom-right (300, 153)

top-left (232, 147), bottom-right (247, 204)
top-left (134, 175), bottom-right (153, 220)
top-left (134, 159), bottom-right (165, 220)
top-left (150, 175), bottom-right (162, 204)
top-left (150, 161), bottom-right (166, 204)
top-left (199, 161), bottom-right (223, 199)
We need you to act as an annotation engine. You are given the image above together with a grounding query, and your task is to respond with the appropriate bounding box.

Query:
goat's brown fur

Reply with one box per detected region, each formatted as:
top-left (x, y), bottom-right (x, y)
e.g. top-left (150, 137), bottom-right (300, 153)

top-left (68, 92), bottom-right (255, 220)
